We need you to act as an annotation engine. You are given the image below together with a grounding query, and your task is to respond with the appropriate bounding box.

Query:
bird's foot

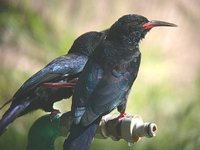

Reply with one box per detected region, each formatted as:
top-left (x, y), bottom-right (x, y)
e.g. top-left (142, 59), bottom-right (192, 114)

top-left (117, 112), bottom-right (127, 122)
top-left (50, 109), bottom-right (61, 120)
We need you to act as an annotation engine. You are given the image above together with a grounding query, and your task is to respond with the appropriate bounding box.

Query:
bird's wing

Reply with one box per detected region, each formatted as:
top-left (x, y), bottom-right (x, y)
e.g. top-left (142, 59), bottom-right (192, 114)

top-left (81, 69), bottom-right (132, 126)
top-left (14, 53), bottom-right (88, 98)
top-left (72, 59), bottom-right (133, 126)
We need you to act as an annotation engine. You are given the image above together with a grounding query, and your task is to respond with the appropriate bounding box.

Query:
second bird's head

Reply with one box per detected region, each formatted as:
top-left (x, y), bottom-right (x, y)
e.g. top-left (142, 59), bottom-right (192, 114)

top-left (106, 14), bottom-right (177, 46)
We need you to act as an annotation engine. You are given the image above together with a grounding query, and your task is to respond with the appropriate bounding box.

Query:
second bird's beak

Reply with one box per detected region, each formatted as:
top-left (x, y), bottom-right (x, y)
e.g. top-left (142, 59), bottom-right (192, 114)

top-left (143, 20), bottom-right (177, 29)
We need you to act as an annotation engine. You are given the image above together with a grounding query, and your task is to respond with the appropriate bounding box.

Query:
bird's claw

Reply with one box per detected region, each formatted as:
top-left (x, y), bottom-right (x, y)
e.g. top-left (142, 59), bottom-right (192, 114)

top-left (50, 109), bottom-right (61, 120)
top-left (117, 112), bottom-right (127, 122)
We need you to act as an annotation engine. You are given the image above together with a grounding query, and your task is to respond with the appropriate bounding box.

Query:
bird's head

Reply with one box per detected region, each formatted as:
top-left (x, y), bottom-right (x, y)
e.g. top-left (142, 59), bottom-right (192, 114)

top-left (107, 14), bottom-right (177, 47)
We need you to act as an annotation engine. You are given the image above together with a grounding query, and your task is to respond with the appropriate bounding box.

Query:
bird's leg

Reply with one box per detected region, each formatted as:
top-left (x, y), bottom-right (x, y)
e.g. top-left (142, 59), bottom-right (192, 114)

top-left (117, 112), bottom-right (127, 122)
top-left (51, 108), bottom-right (61, 114)
top-left (50, 108), bottom-right (61, 120)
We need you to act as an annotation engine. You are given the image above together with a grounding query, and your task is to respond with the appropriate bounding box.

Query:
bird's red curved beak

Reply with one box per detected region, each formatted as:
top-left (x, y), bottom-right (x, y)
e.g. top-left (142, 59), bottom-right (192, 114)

top-left (143, 20), bottom-right (177, 29)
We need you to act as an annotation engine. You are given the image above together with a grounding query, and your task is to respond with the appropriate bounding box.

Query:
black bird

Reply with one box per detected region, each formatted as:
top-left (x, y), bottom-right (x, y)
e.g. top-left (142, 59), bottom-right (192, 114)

top-left (63, 14), bottom-right (177, 150)
top-left (0, 31), bottom-right (106, 135)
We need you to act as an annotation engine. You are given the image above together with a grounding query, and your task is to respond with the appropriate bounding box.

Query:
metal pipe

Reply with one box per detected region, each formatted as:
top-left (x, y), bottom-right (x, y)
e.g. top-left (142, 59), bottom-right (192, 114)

top-left (27, 112), bottom-right (157, 150)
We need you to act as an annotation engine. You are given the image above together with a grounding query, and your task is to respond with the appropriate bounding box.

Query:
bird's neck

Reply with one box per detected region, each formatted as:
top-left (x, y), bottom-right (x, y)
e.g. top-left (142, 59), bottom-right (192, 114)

top-left (106, 32), bottom-right (140, 51)
top-left (93, 40), bottom-right (140, 69)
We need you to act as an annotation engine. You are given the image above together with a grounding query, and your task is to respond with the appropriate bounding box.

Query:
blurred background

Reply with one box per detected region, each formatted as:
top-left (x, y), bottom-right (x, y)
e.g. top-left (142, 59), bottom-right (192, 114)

top-left (0, 0), bottom-right (200, 149)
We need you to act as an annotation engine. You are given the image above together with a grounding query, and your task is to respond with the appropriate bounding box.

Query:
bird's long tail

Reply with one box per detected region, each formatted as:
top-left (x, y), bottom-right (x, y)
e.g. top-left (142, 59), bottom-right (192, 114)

top-left (0, 100), bottom-right (31, 135)
top-left (63, 118), bottom-right (101, 150)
